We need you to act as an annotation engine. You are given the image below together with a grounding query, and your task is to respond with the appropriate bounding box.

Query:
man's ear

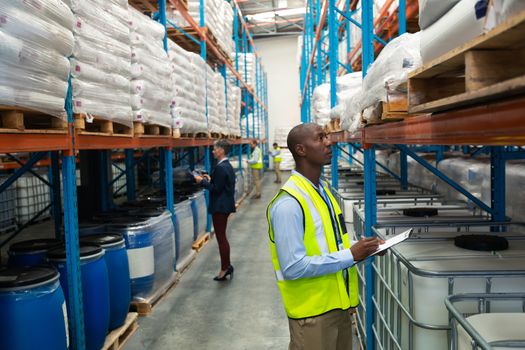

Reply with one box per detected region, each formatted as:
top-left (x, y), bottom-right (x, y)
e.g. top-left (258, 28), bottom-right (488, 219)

top-left (295, 144), bottom-right (306, 157)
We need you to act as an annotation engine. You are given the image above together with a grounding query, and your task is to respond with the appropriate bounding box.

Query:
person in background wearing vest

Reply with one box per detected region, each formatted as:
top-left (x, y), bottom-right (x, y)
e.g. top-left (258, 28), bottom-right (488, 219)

top-left (247, 139), bottom-right (263, 199)
top-left (270, 142), bottom-right (282, 184)
top-left (267, 123), bottom-right (385, 350)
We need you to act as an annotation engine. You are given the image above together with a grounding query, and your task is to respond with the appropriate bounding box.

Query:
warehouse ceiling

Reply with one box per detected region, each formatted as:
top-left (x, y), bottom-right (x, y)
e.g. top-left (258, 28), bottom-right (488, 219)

top-left (238, 0), bottom-right (305, 37)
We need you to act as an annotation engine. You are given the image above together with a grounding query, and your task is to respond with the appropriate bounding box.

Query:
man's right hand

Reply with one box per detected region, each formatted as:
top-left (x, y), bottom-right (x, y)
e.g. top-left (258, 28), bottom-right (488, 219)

top-left (350, 237), bottom-right (383, 261)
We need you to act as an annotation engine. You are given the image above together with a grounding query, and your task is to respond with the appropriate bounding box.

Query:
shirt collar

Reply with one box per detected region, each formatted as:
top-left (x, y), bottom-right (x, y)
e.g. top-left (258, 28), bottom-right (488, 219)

top-left (218, 157), bottom-right (228, 165)
top-left (291, 170), bottom-right (324, 191)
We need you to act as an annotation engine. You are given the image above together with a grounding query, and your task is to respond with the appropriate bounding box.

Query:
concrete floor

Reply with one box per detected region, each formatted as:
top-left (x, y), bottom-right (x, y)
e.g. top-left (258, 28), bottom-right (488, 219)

top-left (126, 173), bottom-right (290, 350)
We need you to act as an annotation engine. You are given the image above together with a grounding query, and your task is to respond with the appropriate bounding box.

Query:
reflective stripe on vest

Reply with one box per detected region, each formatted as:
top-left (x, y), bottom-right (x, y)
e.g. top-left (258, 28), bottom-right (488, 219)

top-left (274, 147), bottom-right (282, 163)
top-left (250, 146), bottom-right (263, 169)
top-left (266, 174), bottom-right (359, 319)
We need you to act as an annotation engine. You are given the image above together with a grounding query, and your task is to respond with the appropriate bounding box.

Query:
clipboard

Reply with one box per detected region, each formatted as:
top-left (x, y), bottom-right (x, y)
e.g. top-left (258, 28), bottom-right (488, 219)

top-left (369, 228), bottom-right (413, 257)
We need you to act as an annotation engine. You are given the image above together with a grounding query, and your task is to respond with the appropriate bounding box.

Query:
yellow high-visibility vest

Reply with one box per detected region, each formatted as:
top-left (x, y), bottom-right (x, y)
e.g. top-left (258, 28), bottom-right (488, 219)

top-left (266, 174), bottom-right (359, 319)
top-left (250, 146), bottom-right (263, 169)
top-left (274, 147), bottom-right (282, 163)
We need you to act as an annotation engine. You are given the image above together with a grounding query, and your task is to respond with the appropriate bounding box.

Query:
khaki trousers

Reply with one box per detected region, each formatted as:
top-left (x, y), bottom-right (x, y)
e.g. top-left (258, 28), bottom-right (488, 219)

top-left (288, 309), bottom-right (353, 350)
top-left (274, 162), bottom-right (282, 182)
top-left (252, 168), bottom-right (261, 196)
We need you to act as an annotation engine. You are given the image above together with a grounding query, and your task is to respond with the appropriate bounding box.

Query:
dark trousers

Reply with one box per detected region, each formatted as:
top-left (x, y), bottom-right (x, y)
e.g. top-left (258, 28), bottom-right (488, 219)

top-left (212, 213), bottom-right (231, 271)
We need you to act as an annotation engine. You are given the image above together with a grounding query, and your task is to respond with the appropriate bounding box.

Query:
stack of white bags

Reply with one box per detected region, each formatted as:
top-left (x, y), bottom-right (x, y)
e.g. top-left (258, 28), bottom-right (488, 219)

top-left (129, 8), bottom-right (173, 128)
top-left (419, 0), bottom-right (525, 63)
top-left (227, 85), bottom-right (242, 137)
top-left (68, 0), bottom-right (133, 127)
top-left (241, 113), bottom-right (264, 138)
top-left (169, 41), bottom-right (208, 134)
top-left (227, 53), bottom-right (255, 87)
top-left (0, 0), bottom-right (74, 119)
top-left (215, 73), bottom-right (228, 135)
top-left (167, 0), bottom-right (234, 59)
top-left (206, 66), bottom-right (221, 134)
top-left (273, 126), bottom-right (295, 171)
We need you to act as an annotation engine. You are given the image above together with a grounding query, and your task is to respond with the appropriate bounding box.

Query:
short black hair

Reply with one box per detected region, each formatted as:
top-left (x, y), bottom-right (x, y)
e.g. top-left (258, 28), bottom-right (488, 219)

top-left (287, 123), bottom-right (318, 161)
top-left (273, 142), bottom-right (278, 147)
top-left (214, 139), bottom-right (231, 154)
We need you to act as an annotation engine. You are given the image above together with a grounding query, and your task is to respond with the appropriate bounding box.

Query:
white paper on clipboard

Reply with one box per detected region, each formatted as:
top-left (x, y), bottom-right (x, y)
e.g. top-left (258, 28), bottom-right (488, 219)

top-left (370, 228), bottom-right (413, 257)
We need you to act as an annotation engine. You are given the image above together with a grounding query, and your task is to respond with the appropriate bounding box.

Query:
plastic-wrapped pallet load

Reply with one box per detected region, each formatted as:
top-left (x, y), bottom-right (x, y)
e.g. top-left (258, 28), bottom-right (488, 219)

top-left (330, 72), bottom-right (362, 124)
top-left (215, 72), bottom-right (228, 135)
top-left (169, 41), bottom-right (208, 134)
top-left (207, 66), bottom-right (220, 134)
top-left (68, 0), bottom-right (133, 127)
top-left (129, 8), bottom-right (173, 128)
top-left (167, 0), bottom-right (234, 59)
top-left (0, 0), bottom-right (74, 119)
top-left (360, 32), bottom-right (421, 123)
top-left (241, 113), bottom-right (265, 139)
top-left (420, 0), bottom-right (488, 63)
top-left (173, 199), bottom-right (196, 272)
top-left (106, 211), bottom-right (175, 300)
top-left (227, 84), bottom-right (242, 137)
top-left (227, 53), bottom-right (255, 87)
top-left (273, 126), bottom-right (296, 171)
top-left (313, 72), bottom-right (363, 128)
top-left (485, 0), bottom-right (525, 31)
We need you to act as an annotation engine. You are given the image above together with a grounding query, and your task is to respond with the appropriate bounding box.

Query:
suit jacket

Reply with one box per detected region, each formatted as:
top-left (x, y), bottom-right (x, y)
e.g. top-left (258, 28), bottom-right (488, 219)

top-left (201, 159), bottom-right (236, 214)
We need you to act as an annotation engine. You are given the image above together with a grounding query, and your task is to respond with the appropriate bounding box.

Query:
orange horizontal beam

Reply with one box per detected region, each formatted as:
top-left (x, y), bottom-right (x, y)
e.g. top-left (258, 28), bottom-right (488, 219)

top-left (0, 132), bottom-right (72, 154)
top-left (363, 97), bottom-right (525, 146)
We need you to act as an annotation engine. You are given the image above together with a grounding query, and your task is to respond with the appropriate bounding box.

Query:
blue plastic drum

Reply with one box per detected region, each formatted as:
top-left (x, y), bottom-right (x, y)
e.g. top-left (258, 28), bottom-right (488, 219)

top-left (79, 223), bottom-right (107, 236)
top-left (80, 235), bottom-right (131, 330)
top-left (48, 243), bottom-right (110, 350)
top-left (0, 266), bottom-right (69, 350)
top-left (190, 191), bottom-right (207, 240)
top-left (7, 239), bottom-right (62, 267)
top-left (107, 218), bottom-right (155, 298)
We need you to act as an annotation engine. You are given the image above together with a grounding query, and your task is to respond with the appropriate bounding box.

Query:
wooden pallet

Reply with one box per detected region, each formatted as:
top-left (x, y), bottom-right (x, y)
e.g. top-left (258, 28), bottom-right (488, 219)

top-left (408, 11), bottom-right (525, 114)
top-left (172, 128), bottom-right (181, 138)
top-left (134, 122), bottom-right (172, 137)
top-left (324, 118), bottom-right (341, 133)
top-left (181, 132), bottom-right (210, 138)
top-left (74, 114), bottom-right (133, 137)
top-left (192, 232), bottom-right (210, 251)
top-left (130, 274), bottom-right (180, 316)
top-left (0, 106), bottom-right (68, 134)
top-left (101, 313), bottom-right (139, 350)
top-left (228, 135), bottom-right (242, 140)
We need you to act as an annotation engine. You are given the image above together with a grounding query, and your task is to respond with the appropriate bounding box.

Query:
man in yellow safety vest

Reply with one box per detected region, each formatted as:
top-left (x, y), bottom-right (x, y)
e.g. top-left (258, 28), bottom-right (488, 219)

top-left (270, 142), bottom-right (282, 184)
top-left (247, 139), bottom-right (263, 199)
top-left (266, 123), bottom-right (384, 350)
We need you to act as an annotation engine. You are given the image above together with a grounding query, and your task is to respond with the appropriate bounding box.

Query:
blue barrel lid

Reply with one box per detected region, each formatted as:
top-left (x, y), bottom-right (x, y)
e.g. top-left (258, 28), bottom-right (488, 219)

top-left (79, 234), bottom-right (125, 248)
top-left (0, 266), bottom-right (59, 290)
top-left (8, 239), bottom-right (62, 254)
top-left (47, 243), bottom-right (103, 261)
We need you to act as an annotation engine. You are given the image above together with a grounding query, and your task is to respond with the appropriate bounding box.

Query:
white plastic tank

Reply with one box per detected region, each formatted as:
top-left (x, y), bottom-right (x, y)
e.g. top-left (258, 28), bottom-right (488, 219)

top-left (457, 313), bottom-right (525, 350)
top-left (373, 235), bottom-right (525, 350)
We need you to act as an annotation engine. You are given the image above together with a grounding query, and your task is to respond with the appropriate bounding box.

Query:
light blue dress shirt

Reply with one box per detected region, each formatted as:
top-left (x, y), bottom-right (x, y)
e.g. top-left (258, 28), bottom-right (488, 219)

top-left (269, 170), bottom-right (355, 280)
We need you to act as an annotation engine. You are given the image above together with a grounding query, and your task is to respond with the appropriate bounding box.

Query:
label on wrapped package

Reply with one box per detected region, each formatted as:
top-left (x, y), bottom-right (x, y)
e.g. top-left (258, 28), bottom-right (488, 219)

top-left (127, 246), bottom-right (155, 278)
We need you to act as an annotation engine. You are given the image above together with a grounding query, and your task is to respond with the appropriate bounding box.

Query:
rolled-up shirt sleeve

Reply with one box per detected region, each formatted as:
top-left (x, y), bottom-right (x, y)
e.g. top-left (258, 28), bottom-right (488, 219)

top-left (270, 195), bottom-right (355, 280)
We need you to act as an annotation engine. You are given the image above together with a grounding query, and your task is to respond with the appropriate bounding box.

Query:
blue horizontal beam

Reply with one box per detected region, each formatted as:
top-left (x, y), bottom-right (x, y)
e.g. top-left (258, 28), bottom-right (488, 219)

top-left (502, 151), bottom-right (525, 161)
top-left (397, 144), bottom-right (494, 215)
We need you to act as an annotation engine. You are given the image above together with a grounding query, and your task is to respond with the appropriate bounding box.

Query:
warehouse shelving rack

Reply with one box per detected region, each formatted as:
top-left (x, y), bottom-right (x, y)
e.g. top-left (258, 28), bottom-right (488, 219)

top-left (299, 1), bottom-right (525, 349)
top-left (0, 0), bottom-right (267, 348)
